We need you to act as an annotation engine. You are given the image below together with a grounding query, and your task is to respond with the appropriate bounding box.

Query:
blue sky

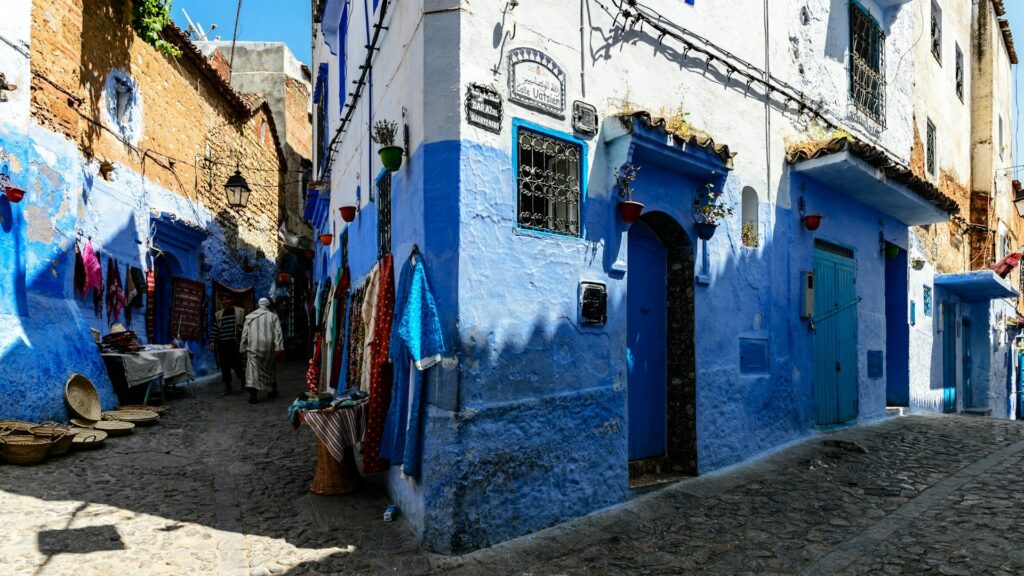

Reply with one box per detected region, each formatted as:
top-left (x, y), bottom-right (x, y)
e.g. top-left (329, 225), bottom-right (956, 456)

top-left (171, 0), bottom-right (311, 66)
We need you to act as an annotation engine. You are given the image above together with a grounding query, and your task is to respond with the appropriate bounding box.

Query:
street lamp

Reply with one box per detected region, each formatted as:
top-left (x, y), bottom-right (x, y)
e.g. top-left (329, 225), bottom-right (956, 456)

top-left (225, 169), bottom-right (251, 209)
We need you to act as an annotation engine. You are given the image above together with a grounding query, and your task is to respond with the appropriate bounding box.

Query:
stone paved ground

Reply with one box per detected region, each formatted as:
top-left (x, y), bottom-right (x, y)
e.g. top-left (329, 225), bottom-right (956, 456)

top-left (3, 365), bottom-right (1024, 575)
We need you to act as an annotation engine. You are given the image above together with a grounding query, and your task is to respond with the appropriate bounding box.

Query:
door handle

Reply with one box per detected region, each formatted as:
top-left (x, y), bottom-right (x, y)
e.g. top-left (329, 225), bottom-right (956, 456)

top-left (836, 361), bottom-right (841, 372)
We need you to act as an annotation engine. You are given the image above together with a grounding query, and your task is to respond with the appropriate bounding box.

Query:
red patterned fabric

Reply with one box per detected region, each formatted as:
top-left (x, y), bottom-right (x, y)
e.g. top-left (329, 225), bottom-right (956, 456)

top-left (145, 269), bottom-right (156, 342)
top-left (306, 333), bottom-right (323, 393)
top-left (327, 269), bottom-right (350, 390)
top-left (362, 254), bottom-right (395, 473)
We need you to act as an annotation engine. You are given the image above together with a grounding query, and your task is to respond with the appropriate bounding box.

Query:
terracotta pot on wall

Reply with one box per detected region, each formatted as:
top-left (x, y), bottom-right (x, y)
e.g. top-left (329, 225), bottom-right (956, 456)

top-left (4, 186), bottom-right (25, 203)
top-left (319, 233), bottom-right (334, 246)
top-left (339, 206), bottom-right (357, 222)
top-left (619, 200), bottom-right (644, 224)
top-left (802, 214), bottom-right (823, 231)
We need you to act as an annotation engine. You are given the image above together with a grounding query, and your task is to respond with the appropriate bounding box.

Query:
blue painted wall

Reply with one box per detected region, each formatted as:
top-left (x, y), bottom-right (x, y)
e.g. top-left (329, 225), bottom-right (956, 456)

top-left (0, 119), bottom-right (277, 422)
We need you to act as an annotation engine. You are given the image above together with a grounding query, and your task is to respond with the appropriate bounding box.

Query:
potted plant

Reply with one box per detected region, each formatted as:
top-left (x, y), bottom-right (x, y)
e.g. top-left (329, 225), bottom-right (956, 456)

top-left (319, 233), bottom-right (334, 246)
top-left (616, 163), bottom-right (643, 224)
top-left (339, 205), bottom-right (357, 223)
top-left (885, 244), bottom-right (901, 259)
top-left (910, 257), bottom-right (926, 270)
top-left (693, 183), bottom-right (733, 241)
top-left (373, 119), bottom-right (403, 172)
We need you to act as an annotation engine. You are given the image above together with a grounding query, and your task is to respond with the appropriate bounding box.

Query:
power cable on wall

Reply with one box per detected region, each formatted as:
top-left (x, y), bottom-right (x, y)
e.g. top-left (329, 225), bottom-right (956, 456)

top-left (599, 0), bottom-right (914, 171)
top-left (318, 0), bottom-right (392, 180)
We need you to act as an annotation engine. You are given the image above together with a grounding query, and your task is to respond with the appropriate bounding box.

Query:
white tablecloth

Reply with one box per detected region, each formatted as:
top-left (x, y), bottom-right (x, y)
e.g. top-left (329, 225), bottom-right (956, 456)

top-left (104, 349), bottom-right (194, 388)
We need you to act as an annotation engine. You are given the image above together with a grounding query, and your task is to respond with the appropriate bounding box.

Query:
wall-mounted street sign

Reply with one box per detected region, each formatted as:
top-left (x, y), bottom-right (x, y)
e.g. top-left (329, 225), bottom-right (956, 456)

top-left (508, 47), bottom-right (566, 118)
top-left (572, 101), bottom-right (599, 136)
top-left (465, 83), bottom-right (504, 134)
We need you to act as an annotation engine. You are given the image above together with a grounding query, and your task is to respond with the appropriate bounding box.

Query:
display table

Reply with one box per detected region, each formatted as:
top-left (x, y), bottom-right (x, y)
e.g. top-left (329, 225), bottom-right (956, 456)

top-left (102, 348), bottom-right (194, 405)
top-left (299, 403), bottom-right (367, 495)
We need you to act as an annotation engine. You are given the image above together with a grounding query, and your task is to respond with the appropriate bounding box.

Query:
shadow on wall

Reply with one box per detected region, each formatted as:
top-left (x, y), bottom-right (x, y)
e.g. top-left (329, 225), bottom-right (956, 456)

top-left (79, 0), bottom-right (135, 152)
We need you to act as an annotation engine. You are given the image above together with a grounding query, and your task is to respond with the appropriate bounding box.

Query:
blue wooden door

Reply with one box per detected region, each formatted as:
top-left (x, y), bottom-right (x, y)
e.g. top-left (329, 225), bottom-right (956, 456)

top-left (813, 247), bottom-right (859, 425)
top-left (942, 304), bottom-right (957, 412)
top-left (627, 222), bottom-right (668, 460)
top-left (962, 318), bottom-right (972, 409)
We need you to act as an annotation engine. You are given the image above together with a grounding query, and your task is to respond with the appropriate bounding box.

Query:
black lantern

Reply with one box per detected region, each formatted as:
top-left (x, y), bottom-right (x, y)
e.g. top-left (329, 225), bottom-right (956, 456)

top-left (1014, 180), bottom-right (1024, 218)
top-left (225, 169), bottom-right (251, 209)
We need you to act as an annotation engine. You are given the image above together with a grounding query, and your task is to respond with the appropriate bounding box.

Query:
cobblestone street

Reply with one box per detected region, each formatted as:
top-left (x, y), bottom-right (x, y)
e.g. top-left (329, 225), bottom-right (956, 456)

top-left (4, 365), bottom-right (1024, 575)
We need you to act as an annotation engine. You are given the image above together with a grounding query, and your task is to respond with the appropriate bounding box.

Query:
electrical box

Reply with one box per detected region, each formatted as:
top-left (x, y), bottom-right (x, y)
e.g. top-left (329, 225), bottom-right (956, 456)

top-left (579, 282), bottom-right (607, 326)
top-left (801, 271), bottom-right (815, 318)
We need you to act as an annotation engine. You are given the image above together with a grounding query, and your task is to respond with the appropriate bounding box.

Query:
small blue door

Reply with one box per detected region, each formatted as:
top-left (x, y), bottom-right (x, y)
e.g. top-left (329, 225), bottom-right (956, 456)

top-left (813, 246), bottom-right (859, 425)
top-left (627, 221), bottom-right (668, 460)
top-left (962, 318), bottom-right (972, 409)
top-left (942, 303), bottom-right (958, 412)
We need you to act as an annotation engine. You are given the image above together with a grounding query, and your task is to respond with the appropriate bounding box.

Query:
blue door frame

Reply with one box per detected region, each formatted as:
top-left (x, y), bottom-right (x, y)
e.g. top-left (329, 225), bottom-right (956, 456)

top-left (961, 317), bottom-right (972, 409)
top-left (627, 221), bottom-right (668, 461)
top-left (813, 246), bottom-right (859, 425)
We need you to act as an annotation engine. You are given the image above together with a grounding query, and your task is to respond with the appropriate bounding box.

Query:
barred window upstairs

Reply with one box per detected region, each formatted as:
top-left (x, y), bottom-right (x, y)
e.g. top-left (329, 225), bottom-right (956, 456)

top-left (926, 119), bottom-right (937, 176)
top-left (955, 44), bottom-right (964, 100)
top-left (377, 172), bottom-right (392, 260)
top-left (931, 1), bottom-right (942, 64)
top-left (516, 128), bottom-right (582, 237)
top-left (849, 3), bottom-right (886, 125)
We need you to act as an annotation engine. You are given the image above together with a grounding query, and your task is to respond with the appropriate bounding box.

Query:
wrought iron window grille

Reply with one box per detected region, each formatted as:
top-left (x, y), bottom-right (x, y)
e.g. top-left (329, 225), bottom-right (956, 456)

top-left (516, 127), bottom-right (582, 237)
top-left (849, 3), bottom-right (886, 126)
top-left (377, 172), bottom-right (392, 260)
top-left (930, 1), bottom-right (942, 64)
top-left (955, 45), bottom-right (964, 101)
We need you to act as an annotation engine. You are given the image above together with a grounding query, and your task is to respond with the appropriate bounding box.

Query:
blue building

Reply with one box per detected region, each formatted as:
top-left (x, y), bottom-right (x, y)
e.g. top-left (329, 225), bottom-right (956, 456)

top-left (310, 0), bottom-right (970, 552)
top-left (0, 4), bottom-right (290, 422)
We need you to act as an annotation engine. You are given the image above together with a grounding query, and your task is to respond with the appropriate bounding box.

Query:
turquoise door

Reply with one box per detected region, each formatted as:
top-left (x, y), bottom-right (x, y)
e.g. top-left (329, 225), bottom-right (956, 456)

top-left (813, 246), bottom-right (859, 425)
top-left (627, 221), bottom-right (668, 460)
top-left (961, 318), bottom-right (972, 409)
top-left (942, 304), bottom-right (957, 412)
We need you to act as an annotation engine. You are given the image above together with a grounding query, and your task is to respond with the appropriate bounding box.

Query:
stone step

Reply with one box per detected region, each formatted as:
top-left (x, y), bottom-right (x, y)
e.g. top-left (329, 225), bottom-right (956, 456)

top-left (885, 406), bottom-right (908, 417)
top-left (961, 407), bottom-right (992, 417)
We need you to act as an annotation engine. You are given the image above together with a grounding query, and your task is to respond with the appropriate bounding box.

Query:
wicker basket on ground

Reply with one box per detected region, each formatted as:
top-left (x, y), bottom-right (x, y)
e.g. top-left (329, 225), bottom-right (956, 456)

top-left (0, 435), bottom-right (51, 465)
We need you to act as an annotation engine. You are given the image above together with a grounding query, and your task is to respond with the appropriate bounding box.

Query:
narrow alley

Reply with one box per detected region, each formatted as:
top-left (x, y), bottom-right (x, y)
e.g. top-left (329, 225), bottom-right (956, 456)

top-left (3, 367), bottom-right (1024, 575)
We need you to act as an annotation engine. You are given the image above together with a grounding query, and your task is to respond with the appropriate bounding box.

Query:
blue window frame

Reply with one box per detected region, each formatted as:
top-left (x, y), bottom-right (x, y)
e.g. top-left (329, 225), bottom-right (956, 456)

top-left (512, 119), bottom-right (587, 238)
top-left (923, 286), bottom-right (933, 316)
top-left (338, 2), bottom-right (349, 112)
top-left (314, 64), bottom-right (329, 173)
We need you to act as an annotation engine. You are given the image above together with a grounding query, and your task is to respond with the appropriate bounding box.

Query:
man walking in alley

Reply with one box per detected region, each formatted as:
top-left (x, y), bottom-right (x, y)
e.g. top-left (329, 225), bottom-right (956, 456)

top-left (240, 297), bottom-right (285, 404)
top-left (212, 294), bottom-right (246, 395)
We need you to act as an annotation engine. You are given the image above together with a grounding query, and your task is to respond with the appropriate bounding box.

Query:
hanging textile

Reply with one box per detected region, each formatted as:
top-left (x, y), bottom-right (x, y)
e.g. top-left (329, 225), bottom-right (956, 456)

top-left (213, 281), bottom-right (256, 314)
top-left (81, 241), bottom-right (102, 295)
top-left (171, 278), bottom-right (205, 341)
top-left (106, 258), bottom-right (125, 325)
top-left (346, 287), bottom-right (366, 396)
top-left (74, 245), bottom-right (86, 294)
top-left (379, 251), bottom-right (445, 478)
top-left (362, 254), bottom-right (395, 474)
top-left (359, 264), bottom-right (381, 392)
top-left (145, 268), bottom-right (156, 342)
top-left (337, 291), bottom-right (354, 393)
top-left (320, 289), bottom-right (337, 391)
top-left (306, 333), bottom-right (323, 394)
top-left (124, 266), bottom-right (138, 326)
top-left (327, 269), bottom-right (350, 391)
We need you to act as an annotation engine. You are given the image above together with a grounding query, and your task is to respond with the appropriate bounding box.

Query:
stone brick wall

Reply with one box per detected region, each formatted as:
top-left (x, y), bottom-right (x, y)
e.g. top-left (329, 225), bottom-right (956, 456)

top-left (29, 0), bottom-right (284, 261)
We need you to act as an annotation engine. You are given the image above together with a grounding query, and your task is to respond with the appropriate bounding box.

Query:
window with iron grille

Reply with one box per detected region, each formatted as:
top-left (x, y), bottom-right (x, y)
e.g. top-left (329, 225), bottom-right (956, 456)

top-left (930, 1), bottom-right (942, 64)
top-left (955, 44), bottom-right (963, 100)
top-left (377, 172), bottom-right (392, 260)
top-left (516, 127), bottom-right (582, 237)
top-left (926, 119), bottom-right (936, 176)
top-left (316, 90), bottom-right (328, 172)
top-left (849, 3), bottom-right (886, 125)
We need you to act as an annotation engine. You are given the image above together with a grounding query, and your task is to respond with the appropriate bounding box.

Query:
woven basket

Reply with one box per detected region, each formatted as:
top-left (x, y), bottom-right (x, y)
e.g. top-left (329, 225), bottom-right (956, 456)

top-left (92, 420), bottom-right (134, 437)
top-left (65, 374), bottom-right (101, 422)
top-left (0, 420), bottom-right (36, 436)
top-left (70, 428), bottom-right (107, 450)
top-left (117, 404), bottom-right (168, 415)
top-left (102, 410), bottom-right (159, 425)
top-left (1, 435), bottom-right (51, 465)
top-left (310, 440), bottom-right (358, 495)
top-left (30, 424), bottom-right (73, 457)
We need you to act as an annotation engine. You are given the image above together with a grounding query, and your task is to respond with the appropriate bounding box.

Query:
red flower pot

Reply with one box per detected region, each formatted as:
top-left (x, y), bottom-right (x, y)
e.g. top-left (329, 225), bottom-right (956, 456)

top-left (4, 186), bottom-right (25, 203)
top-left (339, 205), bottom-right (357, 222)
top-left (319, 233), bottom-right (334, 246)
top-left (802, 214), bottom-right (823, 231)
top-left (619, 200), bottom-right (644, 224)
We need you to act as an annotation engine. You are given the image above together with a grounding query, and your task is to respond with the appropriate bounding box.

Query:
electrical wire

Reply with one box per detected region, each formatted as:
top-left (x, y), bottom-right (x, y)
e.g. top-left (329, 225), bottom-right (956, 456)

top-left (229, 0), bottom-right (244, 83)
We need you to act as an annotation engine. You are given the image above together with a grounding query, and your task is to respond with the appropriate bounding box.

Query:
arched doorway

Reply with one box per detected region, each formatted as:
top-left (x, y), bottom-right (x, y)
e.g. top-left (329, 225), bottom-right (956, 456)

top-left (152, 252), bottom-right (182, 344)
top-left (627, 211), bottom-right (697, 480)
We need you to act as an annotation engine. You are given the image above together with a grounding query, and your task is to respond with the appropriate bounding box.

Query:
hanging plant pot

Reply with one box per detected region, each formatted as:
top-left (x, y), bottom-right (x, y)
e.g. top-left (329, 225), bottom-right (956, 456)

top-left (319, 233), bottom-right (334, 246)
top-left (619, 200), bottom-right (644, 224)
top-left (694, 222), bottom-right (718, 241)
top-left (911, 257), bottom-right (926, 270)
top-left (339, 205), bottom-right (357, 223)
top-left (802, 213), bottom-right (823, 231)
top-left (885, 244), bottom-right (901, 259)
top-left (378, 146), bottom-right (404, 172)
top-left (4, 186), bottom-right (25, 203)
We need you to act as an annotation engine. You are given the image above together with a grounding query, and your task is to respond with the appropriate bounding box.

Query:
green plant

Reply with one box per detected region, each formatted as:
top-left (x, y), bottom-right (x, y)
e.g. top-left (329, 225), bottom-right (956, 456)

top-left (616, 163), bottom-right (640, 201)
top-left (741, 222), bottom-right (758, 247)
top-left (784, 119), bottom-right (853, 147)
top-left (131, 0), bottom-right (182, 57)
top-left (372, 119), bottom-right (398, 147)
top-left (694, 183), bottom-right (734, 226)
